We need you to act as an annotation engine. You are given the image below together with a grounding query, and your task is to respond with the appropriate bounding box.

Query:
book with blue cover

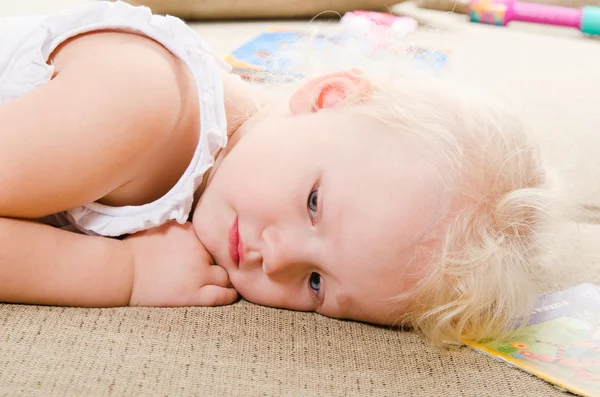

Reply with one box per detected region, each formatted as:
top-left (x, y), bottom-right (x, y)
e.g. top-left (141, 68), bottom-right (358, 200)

top-left (225, 29), bottom-right (449, 80)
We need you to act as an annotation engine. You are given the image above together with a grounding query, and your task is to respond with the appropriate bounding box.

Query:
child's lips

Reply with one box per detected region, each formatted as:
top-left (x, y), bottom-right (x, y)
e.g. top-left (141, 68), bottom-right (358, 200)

top-left (228, 216), bottom-right (240, 267)
top-left (238, 237), bottom-right (245, 266)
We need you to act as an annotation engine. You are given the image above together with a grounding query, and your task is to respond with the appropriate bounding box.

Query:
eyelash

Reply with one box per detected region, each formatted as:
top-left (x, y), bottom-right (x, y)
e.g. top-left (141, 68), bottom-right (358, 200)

top-left (307, 187), bottom-right (319, 225)
top-left (308, 272), bottom-right (323, 307)
top-left (307, 188), bottom-right (322, 307)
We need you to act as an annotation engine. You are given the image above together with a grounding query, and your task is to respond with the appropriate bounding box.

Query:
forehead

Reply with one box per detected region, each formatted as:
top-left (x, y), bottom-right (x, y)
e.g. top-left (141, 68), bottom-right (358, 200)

top-left (316, 116), bottom-right (444, 323)
top-left (321, 113), bottom-right (443, 243)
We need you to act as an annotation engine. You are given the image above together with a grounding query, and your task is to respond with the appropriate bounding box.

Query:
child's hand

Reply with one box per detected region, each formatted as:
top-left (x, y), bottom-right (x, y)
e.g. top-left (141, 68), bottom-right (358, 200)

top-left (124, 221), bottom-right (238, 307)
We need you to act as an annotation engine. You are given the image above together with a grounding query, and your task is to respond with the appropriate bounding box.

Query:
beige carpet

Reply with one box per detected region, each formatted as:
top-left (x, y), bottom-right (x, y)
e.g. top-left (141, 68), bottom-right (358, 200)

top-left (1, 1), bottom-right (600, 396)
top-left (0, 302), bottom-right (586, 396)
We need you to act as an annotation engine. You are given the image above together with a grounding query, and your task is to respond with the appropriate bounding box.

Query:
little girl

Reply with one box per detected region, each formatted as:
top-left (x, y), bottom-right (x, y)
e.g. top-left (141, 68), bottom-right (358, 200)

top-left (0, 1), bottom-right (561, 345)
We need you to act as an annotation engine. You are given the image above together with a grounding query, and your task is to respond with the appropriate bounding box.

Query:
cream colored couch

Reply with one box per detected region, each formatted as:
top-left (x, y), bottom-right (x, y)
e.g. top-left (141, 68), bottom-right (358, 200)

top-left (1, 1), bottom-right (600, 396)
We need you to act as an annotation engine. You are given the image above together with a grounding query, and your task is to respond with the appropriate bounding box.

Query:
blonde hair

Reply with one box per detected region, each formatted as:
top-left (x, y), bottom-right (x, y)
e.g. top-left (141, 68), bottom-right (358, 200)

top-left (258, 27), bottom-right (569, 345)
top-left (353, 63), bottom-right (564, 345)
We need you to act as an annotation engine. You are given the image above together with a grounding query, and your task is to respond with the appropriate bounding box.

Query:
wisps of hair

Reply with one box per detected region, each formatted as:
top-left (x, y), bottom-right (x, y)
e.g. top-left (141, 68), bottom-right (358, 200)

top-left (402, 174), bottom-right (564, 345)
top-left (368, 63), bottom-right (568, 345)
top-left (367, 68), bottom-right (571, 346)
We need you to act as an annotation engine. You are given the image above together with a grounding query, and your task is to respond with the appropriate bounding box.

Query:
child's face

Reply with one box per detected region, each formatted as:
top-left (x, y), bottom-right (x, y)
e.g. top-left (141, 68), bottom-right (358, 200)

top-left (193, 106), bottom-right (443, 325)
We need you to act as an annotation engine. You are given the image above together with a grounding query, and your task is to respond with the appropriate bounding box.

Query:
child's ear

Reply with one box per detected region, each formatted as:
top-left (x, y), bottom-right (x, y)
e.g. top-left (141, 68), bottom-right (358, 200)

top-left (289, 69), bottom-right (370, 114)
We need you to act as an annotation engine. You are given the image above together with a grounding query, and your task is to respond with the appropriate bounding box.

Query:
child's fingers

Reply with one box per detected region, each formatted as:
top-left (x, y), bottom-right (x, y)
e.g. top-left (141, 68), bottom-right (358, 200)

top-left (194, 285), bottom-right (238, 307)
top-left (207, 265), bottom-right (232, 288)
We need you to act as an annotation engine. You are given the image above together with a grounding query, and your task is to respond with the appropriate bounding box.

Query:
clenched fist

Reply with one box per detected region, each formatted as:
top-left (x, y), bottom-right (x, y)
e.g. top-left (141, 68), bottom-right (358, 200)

top-left (124, 221), bottom-right (238, 307)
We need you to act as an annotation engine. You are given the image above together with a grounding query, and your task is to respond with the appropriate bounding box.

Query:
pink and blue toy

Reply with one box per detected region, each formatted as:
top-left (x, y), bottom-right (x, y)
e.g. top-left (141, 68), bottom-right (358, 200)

top-left (469, 0), bottom-right (600, 35)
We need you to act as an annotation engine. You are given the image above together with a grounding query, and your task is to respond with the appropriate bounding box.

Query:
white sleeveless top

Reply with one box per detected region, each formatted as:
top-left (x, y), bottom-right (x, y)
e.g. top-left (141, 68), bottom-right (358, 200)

top-left (0, 1), bottom-right (229, 236)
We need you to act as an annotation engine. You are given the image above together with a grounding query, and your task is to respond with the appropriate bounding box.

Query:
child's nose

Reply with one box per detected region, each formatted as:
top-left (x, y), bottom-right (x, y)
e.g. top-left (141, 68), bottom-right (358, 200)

top-left (261, 225), bottom-right (311, 276)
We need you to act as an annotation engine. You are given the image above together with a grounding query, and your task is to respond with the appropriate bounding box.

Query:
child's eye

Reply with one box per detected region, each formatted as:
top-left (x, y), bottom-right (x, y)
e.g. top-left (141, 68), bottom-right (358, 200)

top-left (309, 272), bottom-right (321, 293)
top-left (307, 189), bottom-right (318, 222)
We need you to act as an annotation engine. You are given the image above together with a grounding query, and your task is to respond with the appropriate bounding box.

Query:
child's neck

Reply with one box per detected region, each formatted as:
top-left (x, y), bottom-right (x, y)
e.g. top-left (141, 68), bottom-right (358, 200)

top-left (221, 72), bottom-right (268, 139)
top-left (192, 73), bottom-right (270, 205)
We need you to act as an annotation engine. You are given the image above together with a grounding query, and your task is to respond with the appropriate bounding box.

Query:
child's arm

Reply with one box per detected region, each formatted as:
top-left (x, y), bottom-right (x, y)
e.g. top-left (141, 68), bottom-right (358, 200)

top-left (0, 32), bottom-right (236, 307)
top-left (0, 217), bottom-right (134, 306)
top-left (0, 218), bottom-right (236, 307)
top-left (0, 32), bottom-right (185, 218)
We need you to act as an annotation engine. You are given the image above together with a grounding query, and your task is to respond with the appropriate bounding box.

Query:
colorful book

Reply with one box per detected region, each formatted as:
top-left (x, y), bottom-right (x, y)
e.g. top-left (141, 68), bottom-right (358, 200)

top-left (225, 29), bottom-right (449, 80)
top-left (464, 283), bottom-right (600, 397)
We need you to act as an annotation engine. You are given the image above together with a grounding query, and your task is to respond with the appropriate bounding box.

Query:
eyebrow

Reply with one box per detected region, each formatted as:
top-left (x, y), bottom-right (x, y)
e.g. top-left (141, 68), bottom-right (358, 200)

top-left (317, 179), bottom-right (351, 317)
top-left (331, 288), bottom-right (354, 319)
top-left (312, 289), bottom-right (325, 311)
top-left (319, 176), bottom-right (331, 234)
top-left (316, 178), bottom-right (325, 225)
top-left (315, 174), bottom-right (364, 319)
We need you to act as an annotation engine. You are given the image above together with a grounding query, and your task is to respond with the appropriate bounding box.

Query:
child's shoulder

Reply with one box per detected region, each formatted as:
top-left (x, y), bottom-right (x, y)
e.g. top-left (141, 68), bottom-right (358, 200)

top-left (49, 31), bottom-right (202, 206)
top-left (0, 30), bottom-right (201, 218)
top-left (49, 30), bottom-right (197, 143)
top-left (51, 30), bottom-right (191, 93)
